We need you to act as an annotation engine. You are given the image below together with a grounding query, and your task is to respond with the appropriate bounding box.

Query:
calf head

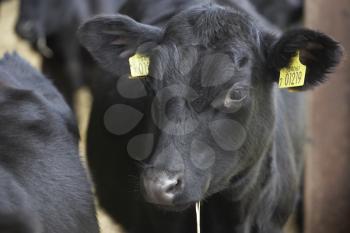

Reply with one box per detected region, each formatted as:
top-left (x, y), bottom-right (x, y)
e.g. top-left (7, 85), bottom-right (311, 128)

top-left (79, 4), bottom-right (342, 209)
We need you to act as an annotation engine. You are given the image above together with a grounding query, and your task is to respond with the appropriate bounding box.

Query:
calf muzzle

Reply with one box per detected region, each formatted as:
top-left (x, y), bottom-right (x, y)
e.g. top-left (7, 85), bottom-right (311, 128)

top-left (141, 169), bottom-right (184, 206)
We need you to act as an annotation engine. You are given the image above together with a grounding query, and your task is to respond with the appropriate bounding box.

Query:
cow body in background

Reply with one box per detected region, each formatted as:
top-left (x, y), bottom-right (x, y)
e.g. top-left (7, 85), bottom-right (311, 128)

top-left (0, 53), bottom-right (99, 233)
top-left (78, 0), bottom-right (342, 232)
top-left (249, 0), bottom-right (303, 28)
top-left (15, 0), bottom-right (123, 106)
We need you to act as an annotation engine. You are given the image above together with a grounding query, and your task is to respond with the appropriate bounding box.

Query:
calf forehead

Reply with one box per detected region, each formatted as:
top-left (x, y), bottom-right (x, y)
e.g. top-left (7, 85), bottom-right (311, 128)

top-left (163, 4), bottom-right (260, 47)
top-left (152, 5), bottom-right (259, 81)
top-left (149, 44), bottom-right (252, 89)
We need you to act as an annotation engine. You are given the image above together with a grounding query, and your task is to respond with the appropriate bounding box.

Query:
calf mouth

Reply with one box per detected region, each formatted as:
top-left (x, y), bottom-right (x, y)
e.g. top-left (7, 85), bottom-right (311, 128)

top-left (153, 202), bottom-right (195, 212)
top-left (141, 168), bottom-right (211, 212)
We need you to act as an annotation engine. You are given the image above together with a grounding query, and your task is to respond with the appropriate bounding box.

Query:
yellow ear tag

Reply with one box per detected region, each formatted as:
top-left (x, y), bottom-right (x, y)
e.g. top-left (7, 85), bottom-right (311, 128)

top-left (128, 53), bottom-right (150, 79)
top-left (279, 51), bottom-right (306, 89)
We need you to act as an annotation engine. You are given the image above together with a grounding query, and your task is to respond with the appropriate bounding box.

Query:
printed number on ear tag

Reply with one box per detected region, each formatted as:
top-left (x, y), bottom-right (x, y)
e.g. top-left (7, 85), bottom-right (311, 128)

top-left (129, 53), bottom-right (150, 79)
top-left (279, 51), bottom-right (306, 88)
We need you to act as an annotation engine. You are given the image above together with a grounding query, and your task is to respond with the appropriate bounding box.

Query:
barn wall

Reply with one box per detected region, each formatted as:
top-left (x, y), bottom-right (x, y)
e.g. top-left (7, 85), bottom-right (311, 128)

top-left (305, 1), bottom-right (350, 233)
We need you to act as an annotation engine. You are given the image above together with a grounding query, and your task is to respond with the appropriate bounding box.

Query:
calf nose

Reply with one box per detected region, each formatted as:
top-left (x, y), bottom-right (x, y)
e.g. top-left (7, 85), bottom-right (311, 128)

top-left (142, 170), bottom-right (184, 206)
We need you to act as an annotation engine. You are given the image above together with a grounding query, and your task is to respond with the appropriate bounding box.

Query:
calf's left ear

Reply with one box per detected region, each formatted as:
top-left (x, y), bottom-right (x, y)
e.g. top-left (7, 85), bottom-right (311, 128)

top-left (268, 28), bottom-right (343, 90)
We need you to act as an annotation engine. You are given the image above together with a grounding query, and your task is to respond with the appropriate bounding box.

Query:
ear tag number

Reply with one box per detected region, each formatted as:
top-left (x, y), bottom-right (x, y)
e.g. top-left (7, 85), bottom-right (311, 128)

top-left (129, 53), bottom-right (150, 79)
top-left (279, 51), bottom-right (306, 88)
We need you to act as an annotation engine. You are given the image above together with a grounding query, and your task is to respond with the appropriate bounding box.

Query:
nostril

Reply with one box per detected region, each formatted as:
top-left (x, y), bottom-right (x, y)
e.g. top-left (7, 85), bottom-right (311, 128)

top-left (164, 176), bottom-right (183, 194)
top-left (143, 171), bottom-right (184, 205)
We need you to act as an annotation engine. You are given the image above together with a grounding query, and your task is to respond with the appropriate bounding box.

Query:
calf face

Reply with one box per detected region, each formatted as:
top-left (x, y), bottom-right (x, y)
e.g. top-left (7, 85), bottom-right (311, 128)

top-left (79, 4), bottom-right (342, 209)
top-left (0, 53), bottom-right (99, 233)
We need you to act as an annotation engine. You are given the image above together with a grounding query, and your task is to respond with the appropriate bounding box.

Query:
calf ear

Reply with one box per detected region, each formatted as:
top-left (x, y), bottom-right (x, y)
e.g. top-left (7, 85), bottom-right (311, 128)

top-left (268, 28), bottom-right (343, 90)
top-left (78, 14), bottom-right (162, 74)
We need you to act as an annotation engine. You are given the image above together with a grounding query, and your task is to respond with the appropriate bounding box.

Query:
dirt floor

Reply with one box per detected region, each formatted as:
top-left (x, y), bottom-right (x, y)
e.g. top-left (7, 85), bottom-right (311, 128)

top-left (0, 1), bottom-right (123, 232)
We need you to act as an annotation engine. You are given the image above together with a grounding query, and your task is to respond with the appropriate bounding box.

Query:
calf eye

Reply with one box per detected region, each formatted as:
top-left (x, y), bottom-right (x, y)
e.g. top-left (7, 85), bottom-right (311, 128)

top-left (191, 97), bottom-right (208, 113)
top-left (224, 87), bottom-right (249, 108)
top-left (211, 84), bottom-right (249, 113)
top-left (237, 56), bottom-right (249, 68)
top-left (227, 87), bottom-right (248, 102)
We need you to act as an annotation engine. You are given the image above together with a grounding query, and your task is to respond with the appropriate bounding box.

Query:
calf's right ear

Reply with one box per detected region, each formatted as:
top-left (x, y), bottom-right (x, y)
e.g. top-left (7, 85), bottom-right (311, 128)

top-left (78, 14), bottom-right (162, 74)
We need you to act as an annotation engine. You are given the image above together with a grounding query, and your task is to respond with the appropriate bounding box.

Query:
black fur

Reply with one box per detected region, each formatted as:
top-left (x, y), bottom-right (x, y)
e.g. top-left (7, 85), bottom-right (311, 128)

top-left (78, 1), bottom-right (342, 233)
top-left (249, 0), bottom-right (303, 28)
top-left (15, 0), bottom-right (122, 105)
top-left (0, 53), bottom-right (99, 233)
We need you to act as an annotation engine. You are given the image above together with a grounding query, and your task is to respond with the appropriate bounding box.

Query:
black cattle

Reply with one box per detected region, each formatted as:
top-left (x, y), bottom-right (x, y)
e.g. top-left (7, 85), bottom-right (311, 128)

top-left (0, 53), bottom-right (99, 233)
top-left (15, 0), bottom-right (124, 106)
top-left (78, 1), bottom-right (342, 233)
top-left (249, 0), bottom-right (303, 28)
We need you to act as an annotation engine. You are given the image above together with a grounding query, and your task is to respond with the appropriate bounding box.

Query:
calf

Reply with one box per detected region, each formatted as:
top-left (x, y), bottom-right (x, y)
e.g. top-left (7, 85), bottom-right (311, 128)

top-left (0, 53), bottom-right (99, 233)
top-left (78, 1), bottom-right (342, 233)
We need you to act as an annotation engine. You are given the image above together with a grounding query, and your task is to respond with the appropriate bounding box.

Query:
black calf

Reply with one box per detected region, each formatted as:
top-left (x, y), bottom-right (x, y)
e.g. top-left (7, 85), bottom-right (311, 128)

top-left (0, 53), bottom-right (99, 233)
